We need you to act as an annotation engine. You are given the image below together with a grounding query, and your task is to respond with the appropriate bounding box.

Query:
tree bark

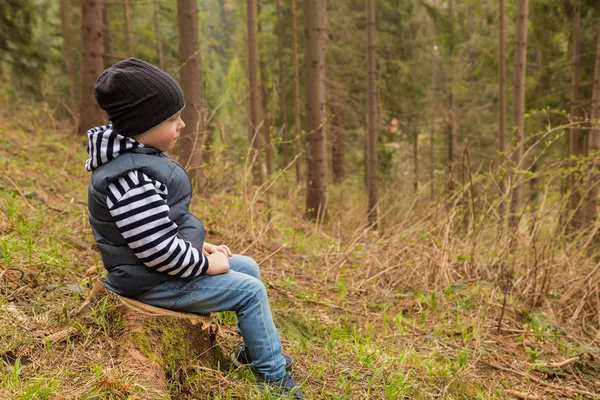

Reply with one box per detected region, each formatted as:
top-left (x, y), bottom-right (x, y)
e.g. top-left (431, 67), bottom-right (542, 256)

top-left (447, 0), bottom-right (457, 192)
top-left (154, 0), bottom-right (163, 69)
top-left (124, 0), bottom-right (134, 57)
top-left (79, 281), bottom-right (223, 400)
top-left (247, 0), bottom-right (263, 185)
top-left (222, 0), bottom-right (233, 50)
top-left (332, 106), bottom-right (345, 183)
top-left (414, 130), bottom-right (419, 194)
top-left (60, 0), bottom-right (77, 123)
top-left (586, 22), bottom-right (600, 227)
top-left (431, 60), bottom-right (437, 200)
top-left (509, 0), bottom-right (529, 229)
top-left (276, 0), bottom-right (289, 169)
top-left (257, 0), bottom-right (272, 181)
top-left (448, 96), bottom-right (457, 191)
top-left (304, 0), bottom-right (328, 222)
top-left (291, 0), bottom-right (302, 185)
top-left (431, 117), bottom-right (435, 200)
top-left (79, 0), bottom-right (105, 134)
top-left (102, 0), bottom-right (113, 69)
top-left (367, 0), bottom-right (377, 225)
top-left (177, 0), bottom-right (204, 187)
top-left (498, 0), bottom-right (507, 225)
top-left (568, 0), bottom-right (583, 231)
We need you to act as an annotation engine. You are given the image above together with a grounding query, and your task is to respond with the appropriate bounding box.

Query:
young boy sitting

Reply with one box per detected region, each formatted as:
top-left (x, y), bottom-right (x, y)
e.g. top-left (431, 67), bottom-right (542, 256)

top-left (85, 58), bottom-right (304, 399)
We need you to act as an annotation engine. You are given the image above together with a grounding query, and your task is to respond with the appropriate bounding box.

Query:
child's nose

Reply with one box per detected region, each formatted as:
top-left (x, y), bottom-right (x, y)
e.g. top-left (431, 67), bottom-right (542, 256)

top-left (179, 118), bottom-right (186, 129)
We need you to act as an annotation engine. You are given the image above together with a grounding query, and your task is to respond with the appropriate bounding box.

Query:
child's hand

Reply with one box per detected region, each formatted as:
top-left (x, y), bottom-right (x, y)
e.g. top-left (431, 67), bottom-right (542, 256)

top-left (203, 242), bottom-right (217, 256)
top-left (203, 242), bottom-right (233, 257)
top-left (215, 244), bottom-right (233, 257)
top-left (206, 251), bottom-right (230, 275)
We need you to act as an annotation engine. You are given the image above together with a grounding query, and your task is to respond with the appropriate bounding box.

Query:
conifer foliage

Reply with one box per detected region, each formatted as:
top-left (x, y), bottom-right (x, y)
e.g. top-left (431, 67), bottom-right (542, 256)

top-left (1, 0), bottom-right (600, 228)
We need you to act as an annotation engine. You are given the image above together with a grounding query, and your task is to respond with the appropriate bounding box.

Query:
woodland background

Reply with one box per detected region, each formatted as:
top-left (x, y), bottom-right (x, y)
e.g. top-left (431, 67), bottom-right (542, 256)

top-left (1, 0), bottom-right (600, 398)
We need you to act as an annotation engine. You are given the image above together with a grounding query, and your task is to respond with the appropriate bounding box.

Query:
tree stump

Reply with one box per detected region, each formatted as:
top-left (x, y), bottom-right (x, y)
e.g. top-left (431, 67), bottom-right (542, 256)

top-left (78, 280), bottom-right (226, 399)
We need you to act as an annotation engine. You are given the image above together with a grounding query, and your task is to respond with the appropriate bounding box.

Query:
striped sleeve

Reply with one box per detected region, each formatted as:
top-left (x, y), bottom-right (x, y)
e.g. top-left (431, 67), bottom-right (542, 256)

top-left (106, 170), bottom-right (209, 278)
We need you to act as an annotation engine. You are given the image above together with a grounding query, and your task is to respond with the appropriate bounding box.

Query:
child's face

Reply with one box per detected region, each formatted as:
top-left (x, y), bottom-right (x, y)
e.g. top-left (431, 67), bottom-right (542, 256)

top-left (135, 112), bottom-right (185, 152)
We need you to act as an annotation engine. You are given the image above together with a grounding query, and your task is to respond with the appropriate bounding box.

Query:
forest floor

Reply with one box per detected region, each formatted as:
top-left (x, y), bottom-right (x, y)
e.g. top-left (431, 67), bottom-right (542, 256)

top-left (1, 112), bottom-right (600, 399)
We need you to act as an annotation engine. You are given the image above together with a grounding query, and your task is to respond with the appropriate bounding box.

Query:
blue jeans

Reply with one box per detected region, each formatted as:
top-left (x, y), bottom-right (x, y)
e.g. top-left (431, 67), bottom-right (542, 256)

top-left (134, 255), bottom-right (286, 380)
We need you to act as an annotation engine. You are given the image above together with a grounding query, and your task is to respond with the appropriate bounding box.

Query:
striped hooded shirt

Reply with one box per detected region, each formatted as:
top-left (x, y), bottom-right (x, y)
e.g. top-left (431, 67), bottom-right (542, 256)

top-left (85, 125), bottom-right (209, 278)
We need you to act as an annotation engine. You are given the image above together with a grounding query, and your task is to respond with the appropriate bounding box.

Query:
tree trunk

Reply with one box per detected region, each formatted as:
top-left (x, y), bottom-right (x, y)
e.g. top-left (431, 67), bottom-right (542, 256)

top-left (332, 106), bottom-right (345, 183)
top-left (568, 0), bottom-right (583, 231)
top-left (79, 281), bottom-right (223, 400)
top-left (431, 61), bottom-right (437, 200)
top-left (124, 0), bottom-right (134, 57)
top-left (257, 0), bottom-right (272, 181)
top-left (448, 97), bottom-right (457, 192)
top-left (414, 130), bottom-right (419, 194)
top-left (447, 0), bottom-right (457, 192)
top-left (367, 0), bottom-right (377, 225)
top-left (586, 22), bottom-right (600, 228)
top-left (498, 0), bottom-right (507, 226)
top-left (304, 0), bottom-right (327, 222)
top-left (291, 0), bottom-right (302, 185)
top-left (154, 0), bottom-right (163, 69)
top-left (276, 0), bottom-right (289, 169)
top-left (102, 0), bottom-right (113, 69)
top-left (222, 0), bottom-right (233, 50)
top-left (247, 0), bottom-right (263, 185)
top-left (509, 0), bottom-right (529, 229)
top-left (177, 0), bottom-right (204, 187)
top-left (431, 118), bottom-right (435, 200)
top-left (79, 0), bottom-right (105, 134)
top-left (60, 0), bottom-right (77, 124)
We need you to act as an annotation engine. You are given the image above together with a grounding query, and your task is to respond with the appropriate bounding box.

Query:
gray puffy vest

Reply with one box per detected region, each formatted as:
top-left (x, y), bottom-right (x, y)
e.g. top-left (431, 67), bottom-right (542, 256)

top-left (88, 147), bottom-right (206, 296)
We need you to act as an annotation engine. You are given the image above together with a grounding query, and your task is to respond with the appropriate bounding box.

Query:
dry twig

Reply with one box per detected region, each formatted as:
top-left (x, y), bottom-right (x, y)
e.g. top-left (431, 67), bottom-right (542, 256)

top-left (483, 360), bottom-right (600, 398)
top-left (504, 389), bottom-right (540, 400)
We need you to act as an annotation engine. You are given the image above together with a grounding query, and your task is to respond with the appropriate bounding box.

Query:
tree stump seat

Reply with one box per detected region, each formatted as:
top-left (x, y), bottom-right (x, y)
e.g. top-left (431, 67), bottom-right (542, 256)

top-left (80, 280), bottom-right (225, 399)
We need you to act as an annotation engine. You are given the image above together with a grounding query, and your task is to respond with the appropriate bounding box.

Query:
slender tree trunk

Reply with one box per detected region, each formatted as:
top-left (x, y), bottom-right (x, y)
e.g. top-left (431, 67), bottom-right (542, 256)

top-left (257, 0), bottom-right (272, 180)
top-left (585, 22), bottom-right (600, 227)
top-left (498, 0), bottom-right (507, 225)
top-left (291, 0), bottom-right (302, 184)
top-left (124, 0), bottom-right (134, 57)
top-left (154, 0), bottom-right (163, 69)
top-left (102, 0), bottom-right (113, 69)
top-left (364, 118), bottom-right (368, 190)
top-left (413, 130), bottom-right (419, 194)
top-left (431, 59), bottom-right (437, 200)
top-left (332, 106), bottom-right (345, 183)
top-left (276, 0), bottom-right (289, 169)
top-left (304, 0), bottom-right (327, 222)
top-left (367, 0), bottom-right (377, 225)
top-left (247, 0), bottom-right (262, 185)
top-left (569, 0), bottom-right (583, 231)
top-left (222, 0), bottom-right (233, 50)
top-left (79, 0), bottom-right (105, 134)
top-left (431, 118), bottom-right (435, 200)
top-left (447, 0), bottom-right (457, 192)
top-left (60, 0), bottom-right (77, 122)
top-left (448, 97), bottom-right (457, 191)
top-left (177, 0), bottom-right (204, 187)
top-left (509, 0), bottom-right (529, 229)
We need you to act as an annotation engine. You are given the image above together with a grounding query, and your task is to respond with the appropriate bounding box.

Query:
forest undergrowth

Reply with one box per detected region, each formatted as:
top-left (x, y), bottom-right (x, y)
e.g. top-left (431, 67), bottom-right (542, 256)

top-left (1, 106), bottom-right (600, 399)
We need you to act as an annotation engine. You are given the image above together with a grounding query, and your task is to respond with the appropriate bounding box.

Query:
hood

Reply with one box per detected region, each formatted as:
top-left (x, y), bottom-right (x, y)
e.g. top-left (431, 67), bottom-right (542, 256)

top-left (85, 125), bottom-right (144, 171)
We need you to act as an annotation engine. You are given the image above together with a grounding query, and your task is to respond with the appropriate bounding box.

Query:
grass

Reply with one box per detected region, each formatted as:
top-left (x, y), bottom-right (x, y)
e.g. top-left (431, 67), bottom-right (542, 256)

top-left (0, 105), bottom-right (599, 399)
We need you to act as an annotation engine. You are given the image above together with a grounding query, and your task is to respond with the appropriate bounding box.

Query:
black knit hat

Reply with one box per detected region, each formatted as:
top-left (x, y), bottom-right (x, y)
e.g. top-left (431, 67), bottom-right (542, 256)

top-left (94, 58), bottom-right (185, 137)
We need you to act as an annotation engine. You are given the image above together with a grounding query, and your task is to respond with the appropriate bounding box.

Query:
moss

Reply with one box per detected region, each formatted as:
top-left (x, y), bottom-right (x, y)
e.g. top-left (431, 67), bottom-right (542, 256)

top-left (160, 322), bottom-right (195, 377)
top-left (212, 343), bottom-right (232, 372)
top-left (130, 326), bottom-right (159, 363)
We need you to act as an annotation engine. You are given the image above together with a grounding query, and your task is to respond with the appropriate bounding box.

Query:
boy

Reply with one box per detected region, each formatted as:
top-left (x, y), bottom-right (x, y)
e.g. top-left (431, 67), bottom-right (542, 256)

top-left (86, 58), bottom-right (303, 399)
